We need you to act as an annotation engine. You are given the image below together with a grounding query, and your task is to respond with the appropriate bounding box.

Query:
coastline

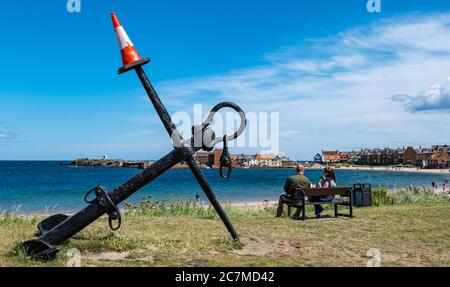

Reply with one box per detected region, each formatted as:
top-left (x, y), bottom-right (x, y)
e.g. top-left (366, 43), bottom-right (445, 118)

top-left (61, 159), bottom-right (450, 175)
top-left (2, 162), bottom-right (449, 216)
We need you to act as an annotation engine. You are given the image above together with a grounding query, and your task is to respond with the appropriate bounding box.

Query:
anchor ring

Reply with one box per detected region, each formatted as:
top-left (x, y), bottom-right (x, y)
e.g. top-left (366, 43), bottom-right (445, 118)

top-left (201, 102), bottom-right (247, 146)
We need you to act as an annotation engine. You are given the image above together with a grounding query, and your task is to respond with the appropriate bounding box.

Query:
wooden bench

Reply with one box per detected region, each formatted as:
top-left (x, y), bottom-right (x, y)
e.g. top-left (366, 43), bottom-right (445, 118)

top-left (276, 187), bottom-right (353, 220)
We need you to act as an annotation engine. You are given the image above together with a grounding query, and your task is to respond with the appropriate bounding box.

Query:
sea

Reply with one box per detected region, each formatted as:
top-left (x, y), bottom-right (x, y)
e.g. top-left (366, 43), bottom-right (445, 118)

top-left (0, 161), bottom-right (448, 213)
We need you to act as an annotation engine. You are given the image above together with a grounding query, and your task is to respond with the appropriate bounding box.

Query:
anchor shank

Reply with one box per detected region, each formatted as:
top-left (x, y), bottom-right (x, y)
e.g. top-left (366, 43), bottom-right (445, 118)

top-left (135, 66), bottom-right (183, 146)
top-left (134, 65), bottom-right (238, 239)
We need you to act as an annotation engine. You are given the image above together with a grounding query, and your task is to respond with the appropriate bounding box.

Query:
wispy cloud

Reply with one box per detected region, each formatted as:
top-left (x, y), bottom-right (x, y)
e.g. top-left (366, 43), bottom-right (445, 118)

top-left (392, 77), bottom-right (450, 112)
top-left (0, 121), bottom-right (15, 143)
top-left (0, 130), bottom-right (17, 145)
top-left (0, 132), bottom-right (15, 140)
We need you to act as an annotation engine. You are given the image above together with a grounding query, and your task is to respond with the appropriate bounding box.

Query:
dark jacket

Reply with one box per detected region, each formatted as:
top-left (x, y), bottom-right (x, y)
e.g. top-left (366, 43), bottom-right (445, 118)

top-left (284, 174), bottom-right (311, 195)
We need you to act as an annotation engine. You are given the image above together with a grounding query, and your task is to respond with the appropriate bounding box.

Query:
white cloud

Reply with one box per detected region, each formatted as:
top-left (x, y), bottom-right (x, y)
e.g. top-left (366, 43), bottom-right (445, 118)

top-left (0, 121), bottom-right (17, 144)
top-left (0, 132), bottom-right (17, 145)
top-left (392, 77), bottom-right (450, 112)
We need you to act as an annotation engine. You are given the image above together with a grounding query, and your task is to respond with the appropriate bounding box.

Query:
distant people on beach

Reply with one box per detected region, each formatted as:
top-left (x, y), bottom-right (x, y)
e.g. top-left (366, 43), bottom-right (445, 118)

top-left (443, 180), bottom-right (449, 193)
top-left (277, 164), bottom-right (311, 219)
top-left (195, 193), bottom-right (200, 204)
top-left (311, 167), bottom-right (337, 218)
top-left (432, 182), bottom-right (436, 189)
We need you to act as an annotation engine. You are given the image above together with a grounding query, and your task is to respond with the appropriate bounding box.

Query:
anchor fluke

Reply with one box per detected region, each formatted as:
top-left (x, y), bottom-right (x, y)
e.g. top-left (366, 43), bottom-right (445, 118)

top-left (22, 239), bottom-right (59, 261)
top-left (36, 214), bottom-right (70, 236)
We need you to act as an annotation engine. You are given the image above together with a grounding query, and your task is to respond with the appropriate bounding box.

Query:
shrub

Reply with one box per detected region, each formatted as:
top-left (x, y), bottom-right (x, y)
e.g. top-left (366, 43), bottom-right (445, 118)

top-left (391, 188), bottom-right (449, 204)
top-left (371, 187), bottom-right (449, 206)
top-left (372, 187), bottom-right (392, 206)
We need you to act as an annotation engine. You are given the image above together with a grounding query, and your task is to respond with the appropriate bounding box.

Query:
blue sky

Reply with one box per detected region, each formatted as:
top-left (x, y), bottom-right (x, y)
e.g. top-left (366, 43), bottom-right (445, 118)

top-left (1, 0), bottom-right (450, 160)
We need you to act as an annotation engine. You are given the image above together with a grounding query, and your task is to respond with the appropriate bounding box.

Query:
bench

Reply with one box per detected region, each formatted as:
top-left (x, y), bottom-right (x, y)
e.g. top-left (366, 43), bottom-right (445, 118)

top-left (276, 187), bottom-right (353, 220)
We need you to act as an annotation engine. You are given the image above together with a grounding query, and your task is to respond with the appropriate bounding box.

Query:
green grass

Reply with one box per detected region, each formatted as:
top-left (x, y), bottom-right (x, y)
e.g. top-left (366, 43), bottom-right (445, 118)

top-left (124, 196), bottom-right (276, 219)
top-left (0, 190), bottom-right (449, 267)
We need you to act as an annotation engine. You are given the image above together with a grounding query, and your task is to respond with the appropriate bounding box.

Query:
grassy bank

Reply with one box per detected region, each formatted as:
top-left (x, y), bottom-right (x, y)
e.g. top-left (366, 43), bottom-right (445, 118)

top-left (0, 191), bottom-right (449, 267)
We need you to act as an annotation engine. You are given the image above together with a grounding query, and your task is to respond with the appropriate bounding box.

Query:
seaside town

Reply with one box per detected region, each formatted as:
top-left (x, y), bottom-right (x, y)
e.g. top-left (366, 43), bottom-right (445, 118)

top-left (196, 144), bottom-right (450, 169)
top-left (316, 145), bottom-right (450, 169)
top-left (66, 144), bottom-right (450, 170)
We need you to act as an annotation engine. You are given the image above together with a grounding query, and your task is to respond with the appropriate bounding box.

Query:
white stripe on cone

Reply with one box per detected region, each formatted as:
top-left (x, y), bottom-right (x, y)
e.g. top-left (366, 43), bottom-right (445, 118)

top-left (115, 26), bottom-right (134, 50)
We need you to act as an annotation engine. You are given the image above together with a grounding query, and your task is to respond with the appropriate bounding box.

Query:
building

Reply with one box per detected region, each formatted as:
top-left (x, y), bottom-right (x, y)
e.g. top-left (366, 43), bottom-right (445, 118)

top-left (347, 151), bottom-right (360, 163)
top-left (234, 154), bottom-right (253, 166)
top-left (392, 148), bottom-right (404, 165)
top-left (313, 153), bottom-right (323, 163)
top-left (194, 152), bottom-right (210, 166)
top-left (431, 145), bottom-right (450, 152)
top-left (209, 149), bottom-right (224, 168)
top-left (427, 150), bottom-right (450, 169)
top-left (403, 147), bottom-right (418, 164)
top-left (418, 148), bottom-right (434, 168)
top-left (322, 151), bottom-right (340, 163)
top-left (253, 153), bottom-right (283, 167)
top-left (338, 152), bottom-right (349, 162)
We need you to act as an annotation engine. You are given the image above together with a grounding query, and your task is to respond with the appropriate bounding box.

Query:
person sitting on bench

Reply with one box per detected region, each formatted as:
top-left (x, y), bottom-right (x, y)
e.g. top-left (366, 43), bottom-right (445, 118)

top-left (312, 167), bottom-right (337, 217)
top-left (277, 164), bottom-right (311, 219)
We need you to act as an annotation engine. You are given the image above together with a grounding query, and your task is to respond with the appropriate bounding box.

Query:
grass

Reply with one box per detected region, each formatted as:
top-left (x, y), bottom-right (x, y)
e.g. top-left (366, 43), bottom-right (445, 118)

top-left (0, 191), bottom-right (449, 267)
top-left (372, 187), bottom-right (449, 206)
top-left (124, 196), bottom-right (276, 218)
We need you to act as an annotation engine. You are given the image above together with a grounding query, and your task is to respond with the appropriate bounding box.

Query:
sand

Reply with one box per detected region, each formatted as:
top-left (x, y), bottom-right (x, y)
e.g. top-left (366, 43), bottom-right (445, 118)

top-left (308, 165), bottom-right (450, 175)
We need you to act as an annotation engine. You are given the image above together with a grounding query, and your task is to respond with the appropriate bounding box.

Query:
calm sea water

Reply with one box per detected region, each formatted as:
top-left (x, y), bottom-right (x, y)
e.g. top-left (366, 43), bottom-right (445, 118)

top-left (0, 161), bottom-right (448, 213)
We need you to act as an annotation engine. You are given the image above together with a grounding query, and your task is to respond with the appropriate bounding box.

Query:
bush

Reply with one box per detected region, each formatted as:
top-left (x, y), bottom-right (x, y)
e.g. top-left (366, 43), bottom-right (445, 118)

top-left (372, 187), bottom-right (392, 206)
top-left (392, 188), bottom-right (449, 204)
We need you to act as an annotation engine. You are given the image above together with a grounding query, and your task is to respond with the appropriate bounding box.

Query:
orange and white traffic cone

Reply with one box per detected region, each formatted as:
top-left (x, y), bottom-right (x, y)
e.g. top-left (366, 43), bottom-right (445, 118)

top-left (111, 13), bottom-right (150, 74)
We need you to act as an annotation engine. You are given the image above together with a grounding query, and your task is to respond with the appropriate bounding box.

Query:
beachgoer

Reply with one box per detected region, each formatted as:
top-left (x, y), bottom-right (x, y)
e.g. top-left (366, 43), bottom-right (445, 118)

top-left (432, 182), bottom-right (436, 189)
top-left (443, 180), bottom-right (449, 193)
top-left (311, 167), bottom-right (337, 217)
top-left (195, 193), bottom-right (200, 204)
top-left (276, 164), bottom-right (311, 219)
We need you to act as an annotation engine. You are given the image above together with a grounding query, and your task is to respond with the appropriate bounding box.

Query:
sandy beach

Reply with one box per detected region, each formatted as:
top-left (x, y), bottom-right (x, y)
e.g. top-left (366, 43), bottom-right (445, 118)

top-left (307, 165), bottom-right (450, 175)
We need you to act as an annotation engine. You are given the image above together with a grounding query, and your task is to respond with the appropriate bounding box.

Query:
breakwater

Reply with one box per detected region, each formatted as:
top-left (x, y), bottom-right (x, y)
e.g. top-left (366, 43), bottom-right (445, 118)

top-left (61, 158), bottom-right (152, 169)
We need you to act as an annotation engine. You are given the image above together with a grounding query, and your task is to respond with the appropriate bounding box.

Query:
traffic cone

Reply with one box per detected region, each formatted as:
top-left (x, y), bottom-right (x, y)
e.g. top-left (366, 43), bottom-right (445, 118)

top-left (111, 13), bottom-right (150, 74)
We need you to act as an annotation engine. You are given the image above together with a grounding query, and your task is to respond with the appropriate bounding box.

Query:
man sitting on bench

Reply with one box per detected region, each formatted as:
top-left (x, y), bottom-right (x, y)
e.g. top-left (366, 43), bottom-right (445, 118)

top-left (277, 164), bottom-right (311, 219)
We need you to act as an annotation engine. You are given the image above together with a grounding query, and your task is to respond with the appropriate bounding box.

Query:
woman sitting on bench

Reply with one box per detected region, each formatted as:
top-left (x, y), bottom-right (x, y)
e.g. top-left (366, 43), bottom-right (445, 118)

top-left (312, 167), bottom-right (337, 217)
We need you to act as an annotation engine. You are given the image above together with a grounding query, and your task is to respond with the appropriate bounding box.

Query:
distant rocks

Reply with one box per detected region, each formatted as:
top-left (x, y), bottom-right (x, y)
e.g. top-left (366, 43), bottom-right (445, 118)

top-left (61, 158), bottom-right (153, 169)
